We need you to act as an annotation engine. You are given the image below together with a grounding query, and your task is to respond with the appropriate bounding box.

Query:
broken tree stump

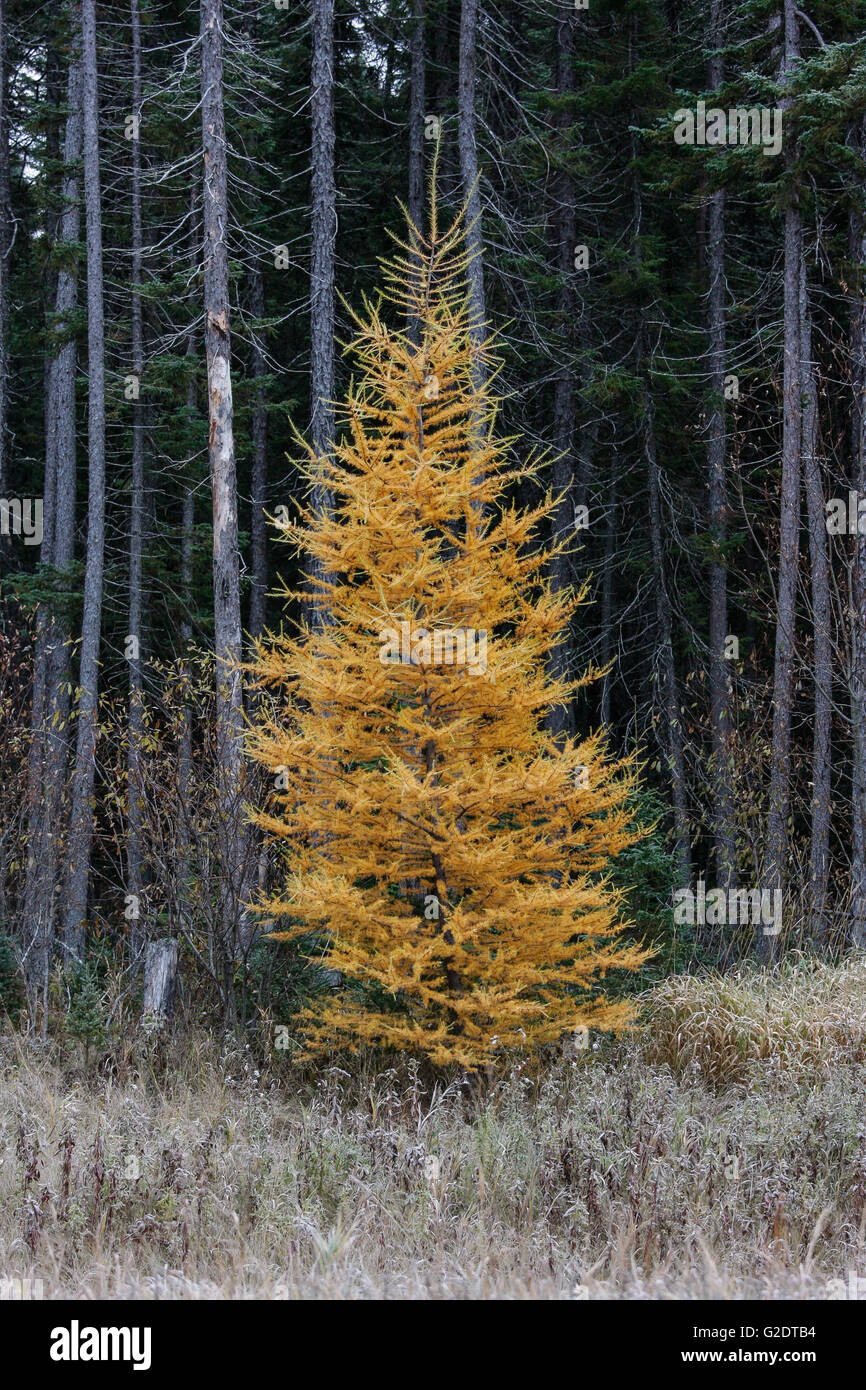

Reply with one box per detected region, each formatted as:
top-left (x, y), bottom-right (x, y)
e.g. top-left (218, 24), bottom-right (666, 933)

top-left (141, 938), bottom-right (178, 1028)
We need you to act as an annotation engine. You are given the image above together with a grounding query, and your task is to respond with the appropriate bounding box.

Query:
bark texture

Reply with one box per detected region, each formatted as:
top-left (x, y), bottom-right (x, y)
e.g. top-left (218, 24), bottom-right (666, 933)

top-left (63, 0), bottom-right (106, 965)
top-left (201, 0), bottom-right (249, 974)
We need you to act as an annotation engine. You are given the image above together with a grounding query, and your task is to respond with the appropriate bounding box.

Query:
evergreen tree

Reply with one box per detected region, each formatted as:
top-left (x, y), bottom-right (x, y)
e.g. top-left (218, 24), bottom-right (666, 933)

top-left (248, 185), bottom-right (649, 1067)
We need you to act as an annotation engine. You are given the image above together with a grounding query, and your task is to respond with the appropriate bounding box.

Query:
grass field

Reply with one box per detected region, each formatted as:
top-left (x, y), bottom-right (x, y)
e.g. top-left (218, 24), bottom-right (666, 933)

top-left (2, 957), bottom-right (866, 1299)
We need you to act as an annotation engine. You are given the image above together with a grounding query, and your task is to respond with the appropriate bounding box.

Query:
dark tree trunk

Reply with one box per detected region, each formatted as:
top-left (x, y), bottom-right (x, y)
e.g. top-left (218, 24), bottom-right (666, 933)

top-left (178, 478), bottom-right (195, 916)
top-left (307, 0), bottom-right (336, 626)
top-left (30, 35), bottom-right (62, 828)
top-left (24, 42), bottom-right (81, 1011)
top-left (800, 262), bottom-right (831, 942)
top-left (705, 0), bottom-right (737, 889)
top-left (432, 0), bottom-right (457, 198)
top-left (629, 64), bottom-right (690, 887)
top-left (177, 193), bottom-right (199, 931)
top-left (63, 0), bottom-right (106, 965)
top-left (407, 0), bottom-right (425, 345)
top-left (247, 262), bottom-right (268, 645)
top-left (242, 0), bottom-right (268, 647)
top-left (599, 478), bottom-right (617, 729)
top-left (0, 0), bottom-right (12, 507)
top-left (22, 36), bottom-right (79, 1020)
top-left (762, 0), bottom-right (801, 961)
top-left (408, 0), bottom-right (425, 235)
top-left (850, 114), bottom-right (866, 948)
top-left (546, 6), bottom-right (577, 742)
top-left (244, 254), bottom-right (269, 914)
top-left (457, 0), bottom-right (486, 388)
top-left (127, 0), bottom-right (145, 962)
top-left (647, 400), bottom-right (691, 889)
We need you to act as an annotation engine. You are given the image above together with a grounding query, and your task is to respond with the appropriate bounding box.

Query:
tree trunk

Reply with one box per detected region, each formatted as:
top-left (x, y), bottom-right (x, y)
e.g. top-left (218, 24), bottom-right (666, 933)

top-left (127, 0), bottom-right (145, 962)
top-left (546, 6), bottom-right (577, 742)
top-left (432, 0), bottom-right (457, 198)
top-left (599, 477), bottom-right (617, 729)
top-left (850, 114), bottom-right (866, 949)
top-left (762, 0), bottom-right (801, 961)
top-left (178, 478), bottom-right (195, 917)
top-left (177, 192), bottom-right (199, 931)
top-left (408, 0), bottom-right (425, 234)
top-left (0, 0), bottom-right (12, 509)
top-left (63, 0), bottom-right (106, 966)
top-left (242, 0), bottom-right (267, 647)
top-left (247, 261), bottom-right (268, 644)
top-left (407, 0), bottom-right (425, 345)
top-left (705, 0), bottom-right (737, 889)
top-left (799, 263), bottom-right (831, 942)
top-left (457, 0), bottom-right (486, 389)
top-left (26, 42), bottom-right (81, 1009)
top-left (22, 35), bottom-right (76, 1020)
top-left (629, 77), bottom-right (690, 888)
top-left (307, 0), bottom-right (336, 626)
top-left (647, 399), bottom-right (691, 889)
top-left (200, 0), bottom-right (248, 978)
top-left (244, 239), bottom-right (269, 915)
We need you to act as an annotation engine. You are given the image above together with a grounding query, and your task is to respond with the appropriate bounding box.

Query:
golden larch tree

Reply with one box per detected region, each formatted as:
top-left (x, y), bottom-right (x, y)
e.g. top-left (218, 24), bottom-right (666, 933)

top-left (247, 177), bottom-right (650, 1069)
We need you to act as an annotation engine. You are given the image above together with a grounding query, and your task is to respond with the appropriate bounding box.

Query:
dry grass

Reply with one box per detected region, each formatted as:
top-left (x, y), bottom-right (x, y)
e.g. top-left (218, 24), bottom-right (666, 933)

top-left (2, 958), bottom-right (866, 1299)
top-left (640, 955), bottom-right (866, 1086)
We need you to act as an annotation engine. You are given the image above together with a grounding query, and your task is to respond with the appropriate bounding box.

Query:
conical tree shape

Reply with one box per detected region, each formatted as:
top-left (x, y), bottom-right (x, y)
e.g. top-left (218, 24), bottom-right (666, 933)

top-left (247, 177), bottom-right (650, 1069)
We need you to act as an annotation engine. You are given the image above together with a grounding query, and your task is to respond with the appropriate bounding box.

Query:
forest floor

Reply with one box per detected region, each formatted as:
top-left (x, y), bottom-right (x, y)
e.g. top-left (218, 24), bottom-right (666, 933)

top-left (2, 958), bottom-right (866, 1299)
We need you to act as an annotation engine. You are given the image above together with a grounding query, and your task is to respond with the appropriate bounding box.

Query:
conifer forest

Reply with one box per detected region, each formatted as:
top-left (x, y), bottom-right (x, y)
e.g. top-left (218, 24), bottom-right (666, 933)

top-left (2, 0), bottom-right (866, 1319)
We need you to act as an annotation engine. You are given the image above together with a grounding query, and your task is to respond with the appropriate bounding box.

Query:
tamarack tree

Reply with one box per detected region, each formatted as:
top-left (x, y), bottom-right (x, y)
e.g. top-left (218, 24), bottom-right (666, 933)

top-left (247, 182), bottom-right (650, 1069)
